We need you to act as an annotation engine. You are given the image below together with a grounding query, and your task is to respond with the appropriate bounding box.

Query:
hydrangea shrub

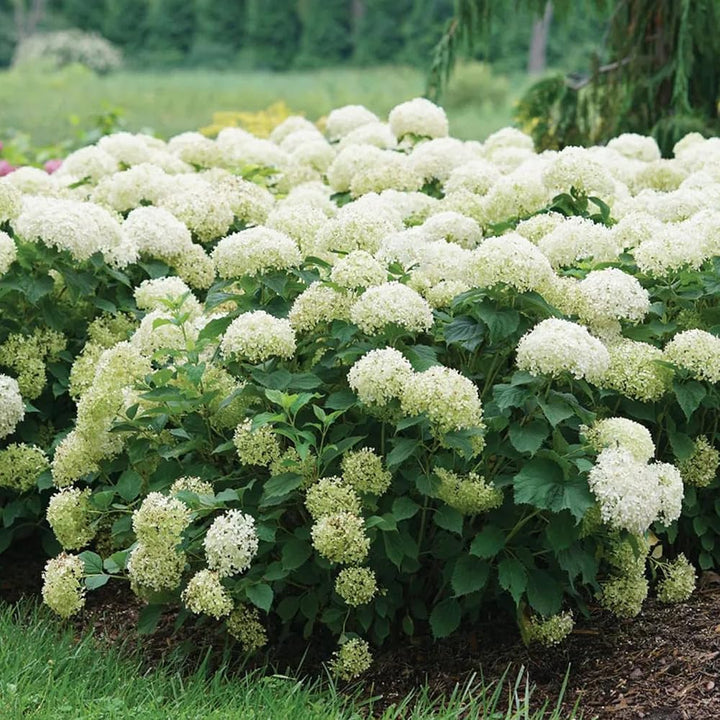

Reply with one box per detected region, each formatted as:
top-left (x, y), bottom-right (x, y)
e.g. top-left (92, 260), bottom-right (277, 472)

top-left (1, 99), bottom-right (719, 679)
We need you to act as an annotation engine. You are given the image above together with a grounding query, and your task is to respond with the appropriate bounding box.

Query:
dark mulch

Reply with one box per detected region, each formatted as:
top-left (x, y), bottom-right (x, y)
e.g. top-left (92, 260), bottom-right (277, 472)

top-left (2, 548), bottom-right (719, 720)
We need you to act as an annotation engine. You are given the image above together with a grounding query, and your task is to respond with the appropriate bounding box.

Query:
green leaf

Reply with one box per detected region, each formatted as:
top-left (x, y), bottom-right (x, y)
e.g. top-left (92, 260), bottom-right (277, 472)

top-left (325, 390), bottom-right (357, 411)
top-left (513, 458), bottom-right (593, 520)
top-left (470, 525), bottom-right (506, 558)
top-left (260, 473), bottom-right (303, 504)
top-left (137, 604), bottom-right (163, 635)
top-left (526, 569), bottom-right (563, 616)
top-left (78, 551), bottom-right (103, 576)
top-left (498, 557), bottom-right (528, 605)
top-left (433, 505), bottom-right (464, 535)
top-left (405, 344), bottom-right (440, 371)
top-left (673, 380), bottom-right (707, 421)
top-left (116, 469), bottom-right (143, 502)
top-left (247, 583), bottom-right (274, 612)
top-left (197, 316), bottom-right (232, 343)
top-left (493, 384), bottom-right (528, 411)
top-left (392, 496), bottom-right (420, 521)
top-left (281, 539), bottom-right (312, 570)
top-left (509, 418), bottom-right (550, 455)
top-left (538, 395), bottom-right (575, 427)
top-left (85, 574), bottom-right (110, 590)
top-left (475, 304), bottom-right (520, 344)
top-left (451, 555), bottom-right (490, 596)
top-left (444, 315), bottom-right (485, 351)
top-left (544, 512), bottom-right (579, 552)
top-left (429, 597), bottom-right (461, 638)
top-left (387, 438), bottom-right (420, 468)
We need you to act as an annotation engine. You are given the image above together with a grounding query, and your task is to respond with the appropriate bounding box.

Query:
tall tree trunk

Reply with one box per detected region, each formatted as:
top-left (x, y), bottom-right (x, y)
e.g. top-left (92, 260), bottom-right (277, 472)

top-left (527, 1), bottom-right (553, 74)
top-left (11, 0), bottom-right (47, 39)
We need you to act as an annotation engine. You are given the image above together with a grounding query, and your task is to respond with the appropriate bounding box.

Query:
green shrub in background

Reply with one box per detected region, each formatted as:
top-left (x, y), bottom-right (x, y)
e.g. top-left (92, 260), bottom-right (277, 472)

top-left (11, 30), bottom-right (122, 74)
top-left (0, 100), bottom-right (717, 681)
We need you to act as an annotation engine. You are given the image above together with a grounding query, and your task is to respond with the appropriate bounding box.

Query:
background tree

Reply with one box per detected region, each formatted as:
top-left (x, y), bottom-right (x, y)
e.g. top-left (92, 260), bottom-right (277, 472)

top-left (102, 0), bottom-right (147, 51)
top-left (243, 0), bottom-right (300, 71)
top-left (190, 0), bottom-right (246, 66)
top-left (353, 0), bottom-right (413, 65)
top-left (143, 0), bottom-right (195, 62)
top-left (295, 0), bottom-right (352, 68)
top-left (429, 0), bottom-right (720, 154)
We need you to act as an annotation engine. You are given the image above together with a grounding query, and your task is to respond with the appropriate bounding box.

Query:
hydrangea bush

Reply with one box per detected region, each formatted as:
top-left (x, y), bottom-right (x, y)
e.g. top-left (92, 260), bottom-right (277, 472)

top-left (2, 99), bottom-right (719, 679)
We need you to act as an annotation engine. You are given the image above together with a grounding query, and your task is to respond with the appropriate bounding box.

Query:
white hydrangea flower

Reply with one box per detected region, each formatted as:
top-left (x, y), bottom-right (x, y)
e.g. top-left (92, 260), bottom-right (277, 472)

top-left (542, 146), bottom-right (616, 202)
top-left (0, 374), bottom-right (25, 439)
top-left (350, 282), bottom-right (434, 335)
top-left (443, 159), bottom-right (501, 196)
top-left (347, 347), bottom-right (414, 407)
top-left (664, 329), bottom-right (720, 383)
top-left (466, 233), bottom-right (553, 293)
top-left (482, 127), bottom-right (535, 154)
top-left (337, 122), bottom-right (397, 150)
top-left (3, 167), bottom-right (59, 196)
top-left (325, 105), bottom-right (379, 142)
top-left (651, 462), bottom-right (684, 526)
top-left (0, 179), bottom-right (22, 223)
top-left (538, 216), bottom-right (621, 268)
top-left (516, 318), bottom-right (610, 383)
top-left (588, 448), bottom-right (661, 534)
top-left (326, 144), bottom-right (386, 193)
top-left (577, 268), bottom-right (650, 325)
top-left (216, 131), bottom-right (289, 168)
top-left (481, 170), bottom-right (550, 224)
top-left (330, 250), bottom-right (387, 289)
top-left (607, 133), bottom-right (661, 162)
top-left (202, 168), bottom-right (275, 225)
top-left (270, 115), bottom-right (319, 144)
top-left (221, 311), bottom-right (296, 363)
top-left (408, 137), bottom-right (469, 182)
top-left (350, 152), bottom-right (423, 198)
top-left (168, 131), bottom-right (223, 167)
top-left (14, 196), bottom-right (137, 267)
top-left (134, 277), bottom-right (199, 313)
top-left (611, 211), bottom-right (665, 250)
top-left (159, 179), bottom-right (234, 243)
top-left (54, 145), bottom-right (119, 184)
top-left (583, 417), bottom-right (656, 462)
top-left (388, 97), bottom-right (448, 140)
top-left (182, 569), bottom-right (233, 618)
top-left (378, 190), bottom-right (439, 224)
top-left (204, 509), bottom-right (259, 577)
top-left (0, 231), bottom-right (17, 276)
top-left (420, 211), bottom-right (483, 249)
top-left (91, 163), bottom-right (170, 212)
top-left (97, 131), bottom-right (162, 166)
top-left (266, 203), bottom-right (330, 256)
top-left (288, 282), bottom-right (353, 331)
top-left (123, 206), bottom-right (194, 259)
top-left (212, 226), bottom-right (302, 278)
top-left (401, 365), bottom-right (484, 435)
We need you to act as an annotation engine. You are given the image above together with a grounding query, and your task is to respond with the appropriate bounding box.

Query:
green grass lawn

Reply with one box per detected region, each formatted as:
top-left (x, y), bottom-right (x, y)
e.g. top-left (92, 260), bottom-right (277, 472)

top-left (0, 63), bottom-right (526, 146)
top-left (0, 602), bottom-right (582, 720)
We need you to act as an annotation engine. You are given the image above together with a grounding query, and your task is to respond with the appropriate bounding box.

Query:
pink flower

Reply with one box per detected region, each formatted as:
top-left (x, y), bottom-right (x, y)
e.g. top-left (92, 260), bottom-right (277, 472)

top-left (0, 160), bottom-right (16, 177)
top-left (44, 159), bottom-right (63, 174)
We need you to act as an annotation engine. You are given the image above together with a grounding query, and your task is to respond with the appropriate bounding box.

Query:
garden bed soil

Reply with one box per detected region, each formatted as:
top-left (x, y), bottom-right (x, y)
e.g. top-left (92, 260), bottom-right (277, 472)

top-left (2, 547), bottom-right (718, 720)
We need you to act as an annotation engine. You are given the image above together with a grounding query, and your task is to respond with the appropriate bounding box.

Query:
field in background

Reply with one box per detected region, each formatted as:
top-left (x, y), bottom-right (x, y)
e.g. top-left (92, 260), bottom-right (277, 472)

top-left (0, 64), bottom-right (527, 146)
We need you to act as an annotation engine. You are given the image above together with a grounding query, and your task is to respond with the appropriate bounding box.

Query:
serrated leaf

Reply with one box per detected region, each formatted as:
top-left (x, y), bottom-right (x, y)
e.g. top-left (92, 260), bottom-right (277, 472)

top-left (137, 604), bottom-right (163, 635)
top-left (509, 418), bottom-right (550, 455)
top-left (444, 315), bottom-right (485, 351)
top-left (387, 438), bottom-right (420, 468)
top-left (513, 458), bottom-right (593, 520)
top-left (493, 384), bottom-right (528, 411)
top-left (451, 555), bottom-right (490, 596)
top-left (281, 539), bottom-right (312, 570)
top-left (85, 574), bottom-right (110, 590)
top-left (470, 525), bottom-right (506, 558)
top-left (197, 316), bottom-right (232, 343)
top-left (498, 557), bottom-right (527, 605)
top-left (116, 469), bottom-right (143, 502)
top-left (79, 551), bottom-right (103, 576)
top-left (433, 505), bottom-right (464, 535)
top-left (429, 597), bottom-right (461, 638)
top-left (538, 395), bottom-right (575, 427)
top-left (247, 583), bottom-right (274, 612)
top-left (392, 496), bottom-right (420, 521)
top-left (405, 344), bottom-right (440, 371)
top-left (673, 380), bottom-right (707, 421)
top-left (526, 569), bottom-right (563, 616)
top-left (261, 473), bottom-right (303, 503)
